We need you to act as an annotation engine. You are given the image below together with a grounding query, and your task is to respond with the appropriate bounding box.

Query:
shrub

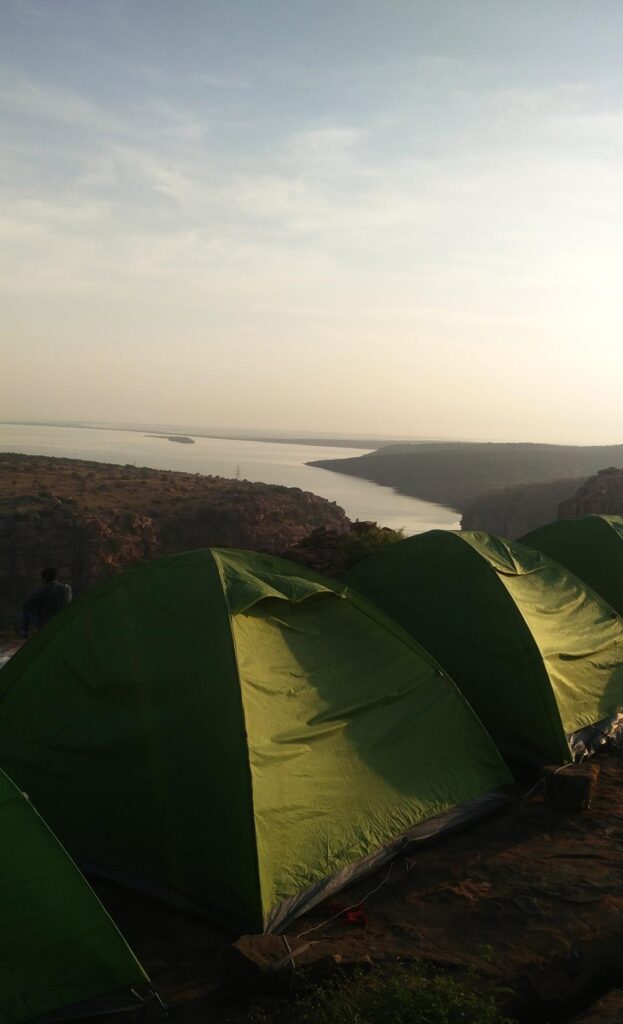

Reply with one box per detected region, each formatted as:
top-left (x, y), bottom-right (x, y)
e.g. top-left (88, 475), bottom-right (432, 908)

top-left (337, 525), bottom-right (404, 573)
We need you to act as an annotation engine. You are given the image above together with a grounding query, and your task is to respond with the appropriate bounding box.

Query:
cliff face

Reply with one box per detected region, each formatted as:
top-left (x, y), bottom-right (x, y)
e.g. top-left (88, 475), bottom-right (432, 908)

top-left (0, 453), bottom-right (349, 631)
top-left (461, 477), bottom-right (587, 539)
top-left (558, 467), bottom-right (623, 519)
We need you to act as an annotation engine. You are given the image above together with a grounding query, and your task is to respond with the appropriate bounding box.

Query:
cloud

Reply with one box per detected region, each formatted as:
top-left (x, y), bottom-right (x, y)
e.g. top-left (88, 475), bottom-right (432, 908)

top-left (286, 125), bottom-right (366, 161)
top-left (0, 71), bottom-right (122, 133)
top-left (2, 62), bottom-right (623, 357)
top-left (89, 143), bottom-right (195, 203)
top-left (188, 71), bottom-right (251, 90)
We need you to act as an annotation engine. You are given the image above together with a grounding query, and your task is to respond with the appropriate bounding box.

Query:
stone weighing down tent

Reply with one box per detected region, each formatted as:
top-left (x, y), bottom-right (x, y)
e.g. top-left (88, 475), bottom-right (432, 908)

top-left (0, 549), bottom-right (510, 934)
top-left (522, 516), bottom-right (623, 616)
top-left (0, 766), bottom-right (148, 1024)
top-left (346, 531), bottom-right (623, 770)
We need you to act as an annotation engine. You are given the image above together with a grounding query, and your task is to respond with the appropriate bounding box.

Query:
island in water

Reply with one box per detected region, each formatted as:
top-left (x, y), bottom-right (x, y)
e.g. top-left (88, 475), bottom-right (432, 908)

top-left (145, 434), bottom-right (195, 444)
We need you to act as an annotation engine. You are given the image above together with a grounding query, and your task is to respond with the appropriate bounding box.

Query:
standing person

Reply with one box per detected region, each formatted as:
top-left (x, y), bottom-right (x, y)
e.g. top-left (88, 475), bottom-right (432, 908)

top-left (22, 567), bottom-right (72, 636)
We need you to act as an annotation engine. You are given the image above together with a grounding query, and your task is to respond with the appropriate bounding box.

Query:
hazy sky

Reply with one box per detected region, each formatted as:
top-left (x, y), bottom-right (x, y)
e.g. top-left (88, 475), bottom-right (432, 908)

top-left (3, 1), bottom-right (623, 442)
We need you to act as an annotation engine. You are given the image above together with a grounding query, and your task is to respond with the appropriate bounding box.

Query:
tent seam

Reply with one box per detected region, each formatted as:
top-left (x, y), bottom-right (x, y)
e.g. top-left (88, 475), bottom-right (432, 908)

top-left (211, 550), bottom-right (266, 932)
top-left (457, 535), bottom-right (570, 763)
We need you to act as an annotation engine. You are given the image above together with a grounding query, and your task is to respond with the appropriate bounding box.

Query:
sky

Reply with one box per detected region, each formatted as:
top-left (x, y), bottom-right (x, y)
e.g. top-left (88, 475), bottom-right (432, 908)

top-left (2, 0), bottom-right (623, 443)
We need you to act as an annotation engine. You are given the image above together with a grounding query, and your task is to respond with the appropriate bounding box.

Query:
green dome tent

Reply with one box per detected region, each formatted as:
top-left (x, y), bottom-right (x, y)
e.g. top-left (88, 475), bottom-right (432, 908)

top-left (0, 766), bottom-right (148, 1024)
top-left (346, 531), bottom-right (623, 770)
top-left (522, 515), bottom-right (623, 616)
top-left (0, 549), bottom-right (510, 934)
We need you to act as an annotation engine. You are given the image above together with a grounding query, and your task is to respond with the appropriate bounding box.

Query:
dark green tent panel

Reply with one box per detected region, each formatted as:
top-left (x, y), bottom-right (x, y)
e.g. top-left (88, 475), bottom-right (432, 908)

top-left (346, 531), bottom-right (623, 769)
top-left (522, 515), bottom-right (623, 616)
top-left (0, 767), bottom-right (148, 1024)
top-left (0, 549), bottom-right (511, 934)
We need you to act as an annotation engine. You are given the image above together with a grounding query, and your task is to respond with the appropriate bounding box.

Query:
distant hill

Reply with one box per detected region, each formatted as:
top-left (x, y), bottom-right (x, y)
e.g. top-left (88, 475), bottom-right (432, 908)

top-left (309, 442), bottom-right (623, 511)
top-left (1, 420), bottom-right (398, 450)
top-left (0, 453), bottom-right (349, 632)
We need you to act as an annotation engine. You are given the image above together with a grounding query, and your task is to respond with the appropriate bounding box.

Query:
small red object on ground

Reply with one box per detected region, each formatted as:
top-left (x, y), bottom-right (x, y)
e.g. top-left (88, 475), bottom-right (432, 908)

top-left (322, 900), bottom-right (368, 926)
top-left (344, 905), bottom-right (368, 927)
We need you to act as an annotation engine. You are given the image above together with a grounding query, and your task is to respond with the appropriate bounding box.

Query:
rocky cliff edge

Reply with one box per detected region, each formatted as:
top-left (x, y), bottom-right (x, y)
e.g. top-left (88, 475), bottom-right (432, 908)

top-left (0, 453), bottom-right (349, 632)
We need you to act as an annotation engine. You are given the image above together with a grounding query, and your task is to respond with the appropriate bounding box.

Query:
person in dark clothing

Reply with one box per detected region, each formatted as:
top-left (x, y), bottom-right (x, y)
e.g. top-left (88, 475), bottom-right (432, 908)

top-left (22, 567), bottom-right (72, 636)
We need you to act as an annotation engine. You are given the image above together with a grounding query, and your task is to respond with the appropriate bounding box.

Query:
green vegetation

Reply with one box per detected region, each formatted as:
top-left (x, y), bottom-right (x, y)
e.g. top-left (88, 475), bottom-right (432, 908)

top-left (250, 963), bottom-right (515, 1024)
top-left (337, 524), bottom-right (405, 571)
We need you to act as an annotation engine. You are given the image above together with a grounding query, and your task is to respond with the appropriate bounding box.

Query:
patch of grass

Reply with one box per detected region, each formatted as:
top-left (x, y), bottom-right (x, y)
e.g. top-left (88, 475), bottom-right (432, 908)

top-left (249, 962), bottom-right (515, 1024)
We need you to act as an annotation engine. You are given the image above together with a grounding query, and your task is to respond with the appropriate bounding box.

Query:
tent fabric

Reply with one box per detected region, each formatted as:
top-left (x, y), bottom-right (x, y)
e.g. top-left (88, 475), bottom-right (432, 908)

top-left (346, 530), bottom-right (623, 770)
top-left (0, 548), bottom-right (510, 934)
top-left (522, 515), bottom-right (623, 616)
top-left (0, 767), bottom-right (148, 1024)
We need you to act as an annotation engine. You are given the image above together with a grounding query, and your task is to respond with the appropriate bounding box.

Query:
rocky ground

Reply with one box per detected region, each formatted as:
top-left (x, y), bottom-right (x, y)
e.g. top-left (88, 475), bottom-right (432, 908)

top-left (0, 453), bottom-right (349, 630)
top-left (80, 751), bottom-right (623, 1024)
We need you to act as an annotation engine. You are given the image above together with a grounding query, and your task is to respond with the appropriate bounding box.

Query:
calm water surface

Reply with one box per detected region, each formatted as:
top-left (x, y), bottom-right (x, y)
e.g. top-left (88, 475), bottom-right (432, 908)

top-left (0, 423), bottom-right (459, 535)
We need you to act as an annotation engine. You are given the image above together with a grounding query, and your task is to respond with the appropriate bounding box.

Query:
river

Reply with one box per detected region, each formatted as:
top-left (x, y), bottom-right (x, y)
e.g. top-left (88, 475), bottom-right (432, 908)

top-left (0, 423), bottom-right (459, 535)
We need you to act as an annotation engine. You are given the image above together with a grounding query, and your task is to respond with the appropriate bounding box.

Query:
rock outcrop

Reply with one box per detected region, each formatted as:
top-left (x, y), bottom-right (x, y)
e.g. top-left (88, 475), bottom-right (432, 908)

top-left (461, 477), bottom-right (587, 539)
top-left (559, 467), bottom-right (623, 519)
top-left (0, 453), bottom-right (349, 632)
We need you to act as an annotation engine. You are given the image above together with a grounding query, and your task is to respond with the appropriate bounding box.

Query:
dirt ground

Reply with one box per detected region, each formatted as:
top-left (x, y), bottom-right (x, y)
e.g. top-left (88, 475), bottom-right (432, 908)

top-left (87, 751), bottom-right (623, 1024)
